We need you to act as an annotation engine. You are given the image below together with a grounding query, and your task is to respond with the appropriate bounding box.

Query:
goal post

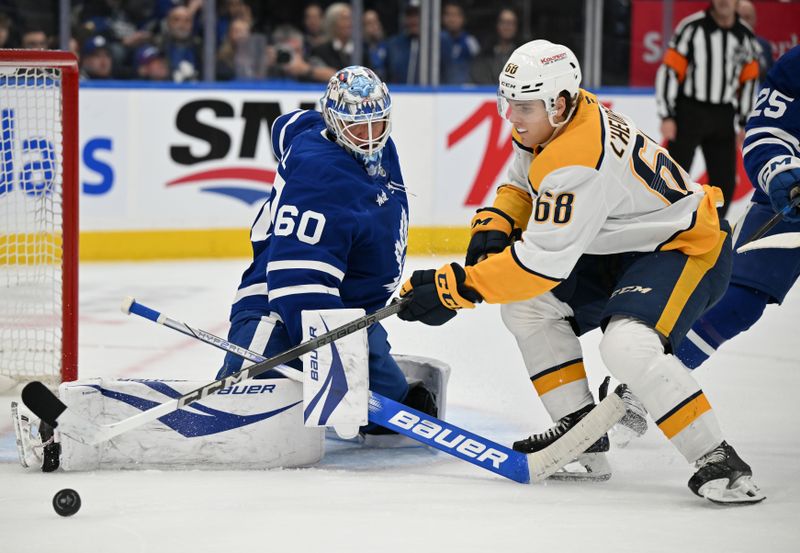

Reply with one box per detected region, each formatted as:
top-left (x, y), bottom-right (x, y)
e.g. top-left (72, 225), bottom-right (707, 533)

top-left (0, 49), bottom-right (78, 388)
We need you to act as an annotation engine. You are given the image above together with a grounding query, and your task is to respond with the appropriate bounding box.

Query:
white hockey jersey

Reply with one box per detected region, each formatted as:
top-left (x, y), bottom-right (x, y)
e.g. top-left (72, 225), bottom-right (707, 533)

top-left (465, 89), bottom-right (724, 303)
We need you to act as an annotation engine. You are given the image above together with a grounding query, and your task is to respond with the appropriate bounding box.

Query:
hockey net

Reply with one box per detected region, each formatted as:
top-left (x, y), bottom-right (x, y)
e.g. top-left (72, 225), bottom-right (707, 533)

top-left (0, 50), bottom-right (78, 390)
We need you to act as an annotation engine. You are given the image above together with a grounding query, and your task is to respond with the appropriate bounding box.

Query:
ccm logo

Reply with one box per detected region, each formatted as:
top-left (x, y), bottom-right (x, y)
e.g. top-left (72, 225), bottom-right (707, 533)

top-left (611, 285), bottom-right (653, 297)
top-left (388, 410), bottom-right (509, 469)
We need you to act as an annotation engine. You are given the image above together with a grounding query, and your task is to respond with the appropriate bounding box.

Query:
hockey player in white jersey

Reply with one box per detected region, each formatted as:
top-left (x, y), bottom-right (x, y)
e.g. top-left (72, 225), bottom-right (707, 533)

top-left (399, 40), bottom-right (764, 504)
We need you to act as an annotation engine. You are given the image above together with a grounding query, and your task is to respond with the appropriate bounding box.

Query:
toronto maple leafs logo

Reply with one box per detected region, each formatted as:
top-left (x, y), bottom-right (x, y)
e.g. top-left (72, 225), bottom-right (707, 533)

top-left (376, 190), bottom-right (388, 206)
top-left (384, 207), bottom-right (408, 293)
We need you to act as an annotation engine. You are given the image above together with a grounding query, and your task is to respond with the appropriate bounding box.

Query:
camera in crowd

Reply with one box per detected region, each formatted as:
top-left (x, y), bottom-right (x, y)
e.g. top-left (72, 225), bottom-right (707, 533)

top-left (275, 46), bottom-right (294, 66)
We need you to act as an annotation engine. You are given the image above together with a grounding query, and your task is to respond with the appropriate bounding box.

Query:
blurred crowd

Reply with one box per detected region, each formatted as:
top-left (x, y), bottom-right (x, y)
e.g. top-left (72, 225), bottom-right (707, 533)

top-left (0, 0), bottom-right (524, 84)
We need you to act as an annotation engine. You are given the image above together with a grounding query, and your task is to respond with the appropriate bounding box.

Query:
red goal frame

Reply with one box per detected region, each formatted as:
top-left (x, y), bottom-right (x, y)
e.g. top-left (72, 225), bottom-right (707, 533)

top-left (0, 49), bottom-right (79, 383)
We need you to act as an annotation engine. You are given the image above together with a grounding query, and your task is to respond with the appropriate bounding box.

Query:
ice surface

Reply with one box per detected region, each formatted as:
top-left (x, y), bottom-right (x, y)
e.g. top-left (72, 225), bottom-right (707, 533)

top-left (1, 256), bottom-right (797, 552)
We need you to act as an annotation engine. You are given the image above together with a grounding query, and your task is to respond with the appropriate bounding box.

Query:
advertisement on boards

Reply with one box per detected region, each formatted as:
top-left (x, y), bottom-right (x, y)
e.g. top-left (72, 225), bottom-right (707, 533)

top-left (630, 0), bottom-right (800, 87)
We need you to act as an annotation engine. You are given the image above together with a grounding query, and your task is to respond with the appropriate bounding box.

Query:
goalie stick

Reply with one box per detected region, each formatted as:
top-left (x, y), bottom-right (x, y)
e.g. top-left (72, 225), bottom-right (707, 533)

top-left (122, 298), bottom-right (625, 483)
top-left (22, 298), bottom-right (409, 446)
top-left (22, 298), bottom-right (624, 483)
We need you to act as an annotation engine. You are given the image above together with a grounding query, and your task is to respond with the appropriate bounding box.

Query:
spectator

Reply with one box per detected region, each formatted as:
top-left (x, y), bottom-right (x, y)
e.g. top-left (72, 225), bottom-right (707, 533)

top-left (440, 1), bottom-right (480, 84)
top-left (0, 13), bottom-right (12, 48)
top-left (80, 35), bottom-right (115, 79)
top-left (363, 9), bottom-right (387, 79)
top-left (655, 0), bottom-right (759, 219)
top-left (738, 0), bottom-right (773, 80)
top-left (156, 5), bottom-right (202, 82)
top-left (384, 0), bottom-right (421, 84)
top-left (68, 36), bottom-right (80, 61)
top-left (302, 3), bottom-right (326, 56)
top-left (311, 3), bottom-right (368, 71)
top-left (136, 45), bottom-right (170, 80)
top-left (217, 16), bottom-right (268, 80)
top-left (21, 28), bottom-right (48, 50)
top-left (78, 0), bottom-right (157, 73)
top-left (470, 8), bottom-right (519, 85)
top-left (267, 24), bottom-right (334, 83)
top-left (215, 0), bottom-right (253, 46)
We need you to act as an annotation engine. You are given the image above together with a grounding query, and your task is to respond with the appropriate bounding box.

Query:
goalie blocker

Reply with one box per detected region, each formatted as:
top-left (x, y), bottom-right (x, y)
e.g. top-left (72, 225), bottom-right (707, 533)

top-left (14, 355), bottom-right (449, 471)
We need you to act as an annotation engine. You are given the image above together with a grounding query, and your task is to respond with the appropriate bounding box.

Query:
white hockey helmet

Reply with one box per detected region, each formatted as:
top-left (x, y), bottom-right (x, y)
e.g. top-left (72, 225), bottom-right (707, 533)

top-left (497, 40), bottom-right (582, 127)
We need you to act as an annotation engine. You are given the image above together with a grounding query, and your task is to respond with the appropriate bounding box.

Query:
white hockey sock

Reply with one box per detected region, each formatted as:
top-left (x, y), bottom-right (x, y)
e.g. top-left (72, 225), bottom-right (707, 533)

top-left (600, 316), bottom-right (723, 463)
top-left (501, 296), bottom-right (593, 421)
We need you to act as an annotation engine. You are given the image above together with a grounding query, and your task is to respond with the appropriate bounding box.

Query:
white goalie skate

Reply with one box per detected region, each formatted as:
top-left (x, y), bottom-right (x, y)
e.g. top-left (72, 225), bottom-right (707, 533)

top-left (11, 402), bottom-right (60, 472)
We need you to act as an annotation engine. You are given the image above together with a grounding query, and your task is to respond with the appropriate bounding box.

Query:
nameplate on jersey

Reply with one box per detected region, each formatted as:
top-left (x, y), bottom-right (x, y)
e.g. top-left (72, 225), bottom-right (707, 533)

top-left (301, 308), bottom-right (369, 438)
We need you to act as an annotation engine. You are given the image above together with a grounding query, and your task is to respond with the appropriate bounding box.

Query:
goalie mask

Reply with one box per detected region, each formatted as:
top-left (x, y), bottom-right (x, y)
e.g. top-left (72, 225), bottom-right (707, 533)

top-left (497, 40), bottom-right (582, 128)
top-left (321, 66), bottom-right (392, 177)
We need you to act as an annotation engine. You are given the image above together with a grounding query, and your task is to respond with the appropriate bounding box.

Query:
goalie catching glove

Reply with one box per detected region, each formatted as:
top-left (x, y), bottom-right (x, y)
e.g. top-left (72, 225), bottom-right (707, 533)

top-left (465, 207), bottom-right (516, 266)
top-left (398, 263), bottom-right (482, 326)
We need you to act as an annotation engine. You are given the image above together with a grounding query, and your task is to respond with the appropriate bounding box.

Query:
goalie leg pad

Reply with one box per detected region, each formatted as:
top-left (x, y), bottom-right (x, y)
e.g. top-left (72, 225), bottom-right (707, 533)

top-left (57, 378), bottom-right (324, 471)
top-left (302, 308), bottom-right (369, 439)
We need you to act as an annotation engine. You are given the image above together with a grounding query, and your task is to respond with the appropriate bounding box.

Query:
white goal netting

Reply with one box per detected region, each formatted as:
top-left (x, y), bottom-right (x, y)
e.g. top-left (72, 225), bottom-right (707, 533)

top-left (0, 65), bottom-right (66, 387)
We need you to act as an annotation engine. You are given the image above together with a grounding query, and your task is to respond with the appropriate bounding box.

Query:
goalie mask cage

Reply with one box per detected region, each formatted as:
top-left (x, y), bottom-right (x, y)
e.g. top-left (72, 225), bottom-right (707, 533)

top-left (0, 50), bottom-right (78, 388)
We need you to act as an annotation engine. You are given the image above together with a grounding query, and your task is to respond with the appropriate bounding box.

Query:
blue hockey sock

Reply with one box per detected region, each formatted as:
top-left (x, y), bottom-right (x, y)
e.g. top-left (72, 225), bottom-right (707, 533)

top-left (676, 284), bottom-right (770, 369)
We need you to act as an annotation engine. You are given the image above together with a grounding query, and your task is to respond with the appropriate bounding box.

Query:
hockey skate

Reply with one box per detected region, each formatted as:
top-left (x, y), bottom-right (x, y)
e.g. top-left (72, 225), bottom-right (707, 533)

top-left (598, 377), bottom-right (648, 448)
top-left (11, 402), bottom-right (60, 472)
top-left (688, 441), bottom-right (765, 505)
top-left (513, 403), bottom-right (612, 481)
top-left (611, 385), bottom-right (648, 447)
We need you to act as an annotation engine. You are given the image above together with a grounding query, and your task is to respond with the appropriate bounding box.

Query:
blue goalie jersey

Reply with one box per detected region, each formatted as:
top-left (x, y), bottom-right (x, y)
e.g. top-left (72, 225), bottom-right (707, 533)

top-left (231, 109), bottom-right (409, 345)
top-left (743, 45), bottom-right (800, 206)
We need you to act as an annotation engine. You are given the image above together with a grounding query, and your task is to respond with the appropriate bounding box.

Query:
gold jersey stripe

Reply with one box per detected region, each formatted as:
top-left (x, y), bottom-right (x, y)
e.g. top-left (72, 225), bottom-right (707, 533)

top-left (464, 246), bottom-right (561, 304)
top-left (658, 185), bottom-right (724, 256)
top-left (493, 184), bottom-right (533, 231)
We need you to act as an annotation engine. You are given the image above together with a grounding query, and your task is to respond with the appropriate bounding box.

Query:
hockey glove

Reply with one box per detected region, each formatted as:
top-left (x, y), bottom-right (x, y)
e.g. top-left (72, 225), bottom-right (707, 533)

top-left (768, 168), bottom-right (800, 222)
top-left (398, 263), bottom-right (482, 326)
top-left (465, 207), bottom-right (515, 266)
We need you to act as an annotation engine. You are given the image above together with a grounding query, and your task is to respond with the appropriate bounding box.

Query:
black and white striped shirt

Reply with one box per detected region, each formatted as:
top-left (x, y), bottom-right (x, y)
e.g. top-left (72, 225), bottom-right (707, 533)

top-left (656, 9), bottom-right (760, 126)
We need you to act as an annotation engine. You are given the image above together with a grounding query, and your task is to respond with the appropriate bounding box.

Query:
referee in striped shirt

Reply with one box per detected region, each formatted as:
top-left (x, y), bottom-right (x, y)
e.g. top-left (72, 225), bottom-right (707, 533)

top-left (656, 0), bottom-right (760, 218)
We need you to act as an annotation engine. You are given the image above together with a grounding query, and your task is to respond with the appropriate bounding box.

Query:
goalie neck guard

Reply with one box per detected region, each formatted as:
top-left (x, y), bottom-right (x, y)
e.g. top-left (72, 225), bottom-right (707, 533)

top-left (321, 65), bottom-right (392, 177)
top-left (497, 40), bottom-right (582, 128)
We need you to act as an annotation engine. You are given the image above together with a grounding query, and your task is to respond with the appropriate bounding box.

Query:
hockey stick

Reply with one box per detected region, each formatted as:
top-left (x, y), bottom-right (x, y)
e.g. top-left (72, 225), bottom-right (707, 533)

top-left (736, 195), bottom-right (800, 253)
top-left (736, 232), bottom-right (800, 253)
top-left (121, 298), bottom-right (626, 484)
top-left (21, 298), bottom-right (409, 446)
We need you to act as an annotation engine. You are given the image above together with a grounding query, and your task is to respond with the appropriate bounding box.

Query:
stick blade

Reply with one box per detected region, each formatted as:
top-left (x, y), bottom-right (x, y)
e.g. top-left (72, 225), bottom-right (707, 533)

top-left (737, 232), bottom-right (800, 253)
top-left (527, 393), bottom-right (626, 483)
top-left (21, 381), bottom-right (66, 427)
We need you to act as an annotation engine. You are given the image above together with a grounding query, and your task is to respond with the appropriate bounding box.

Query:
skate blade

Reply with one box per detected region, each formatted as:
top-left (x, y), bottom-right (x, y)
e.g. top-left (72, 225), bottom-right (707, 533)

top-left (548, 453), bottom-right (612, 482)
top-left (700, 476), bottom-right (767, 505)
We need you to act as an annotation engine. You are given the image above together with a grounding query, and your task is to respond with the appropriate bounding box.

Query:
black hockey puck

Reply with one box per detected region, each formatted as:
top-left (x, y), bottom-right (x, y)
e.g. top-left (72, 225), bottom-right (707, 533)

top-left (53, 488), bottom-right (81, 517)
